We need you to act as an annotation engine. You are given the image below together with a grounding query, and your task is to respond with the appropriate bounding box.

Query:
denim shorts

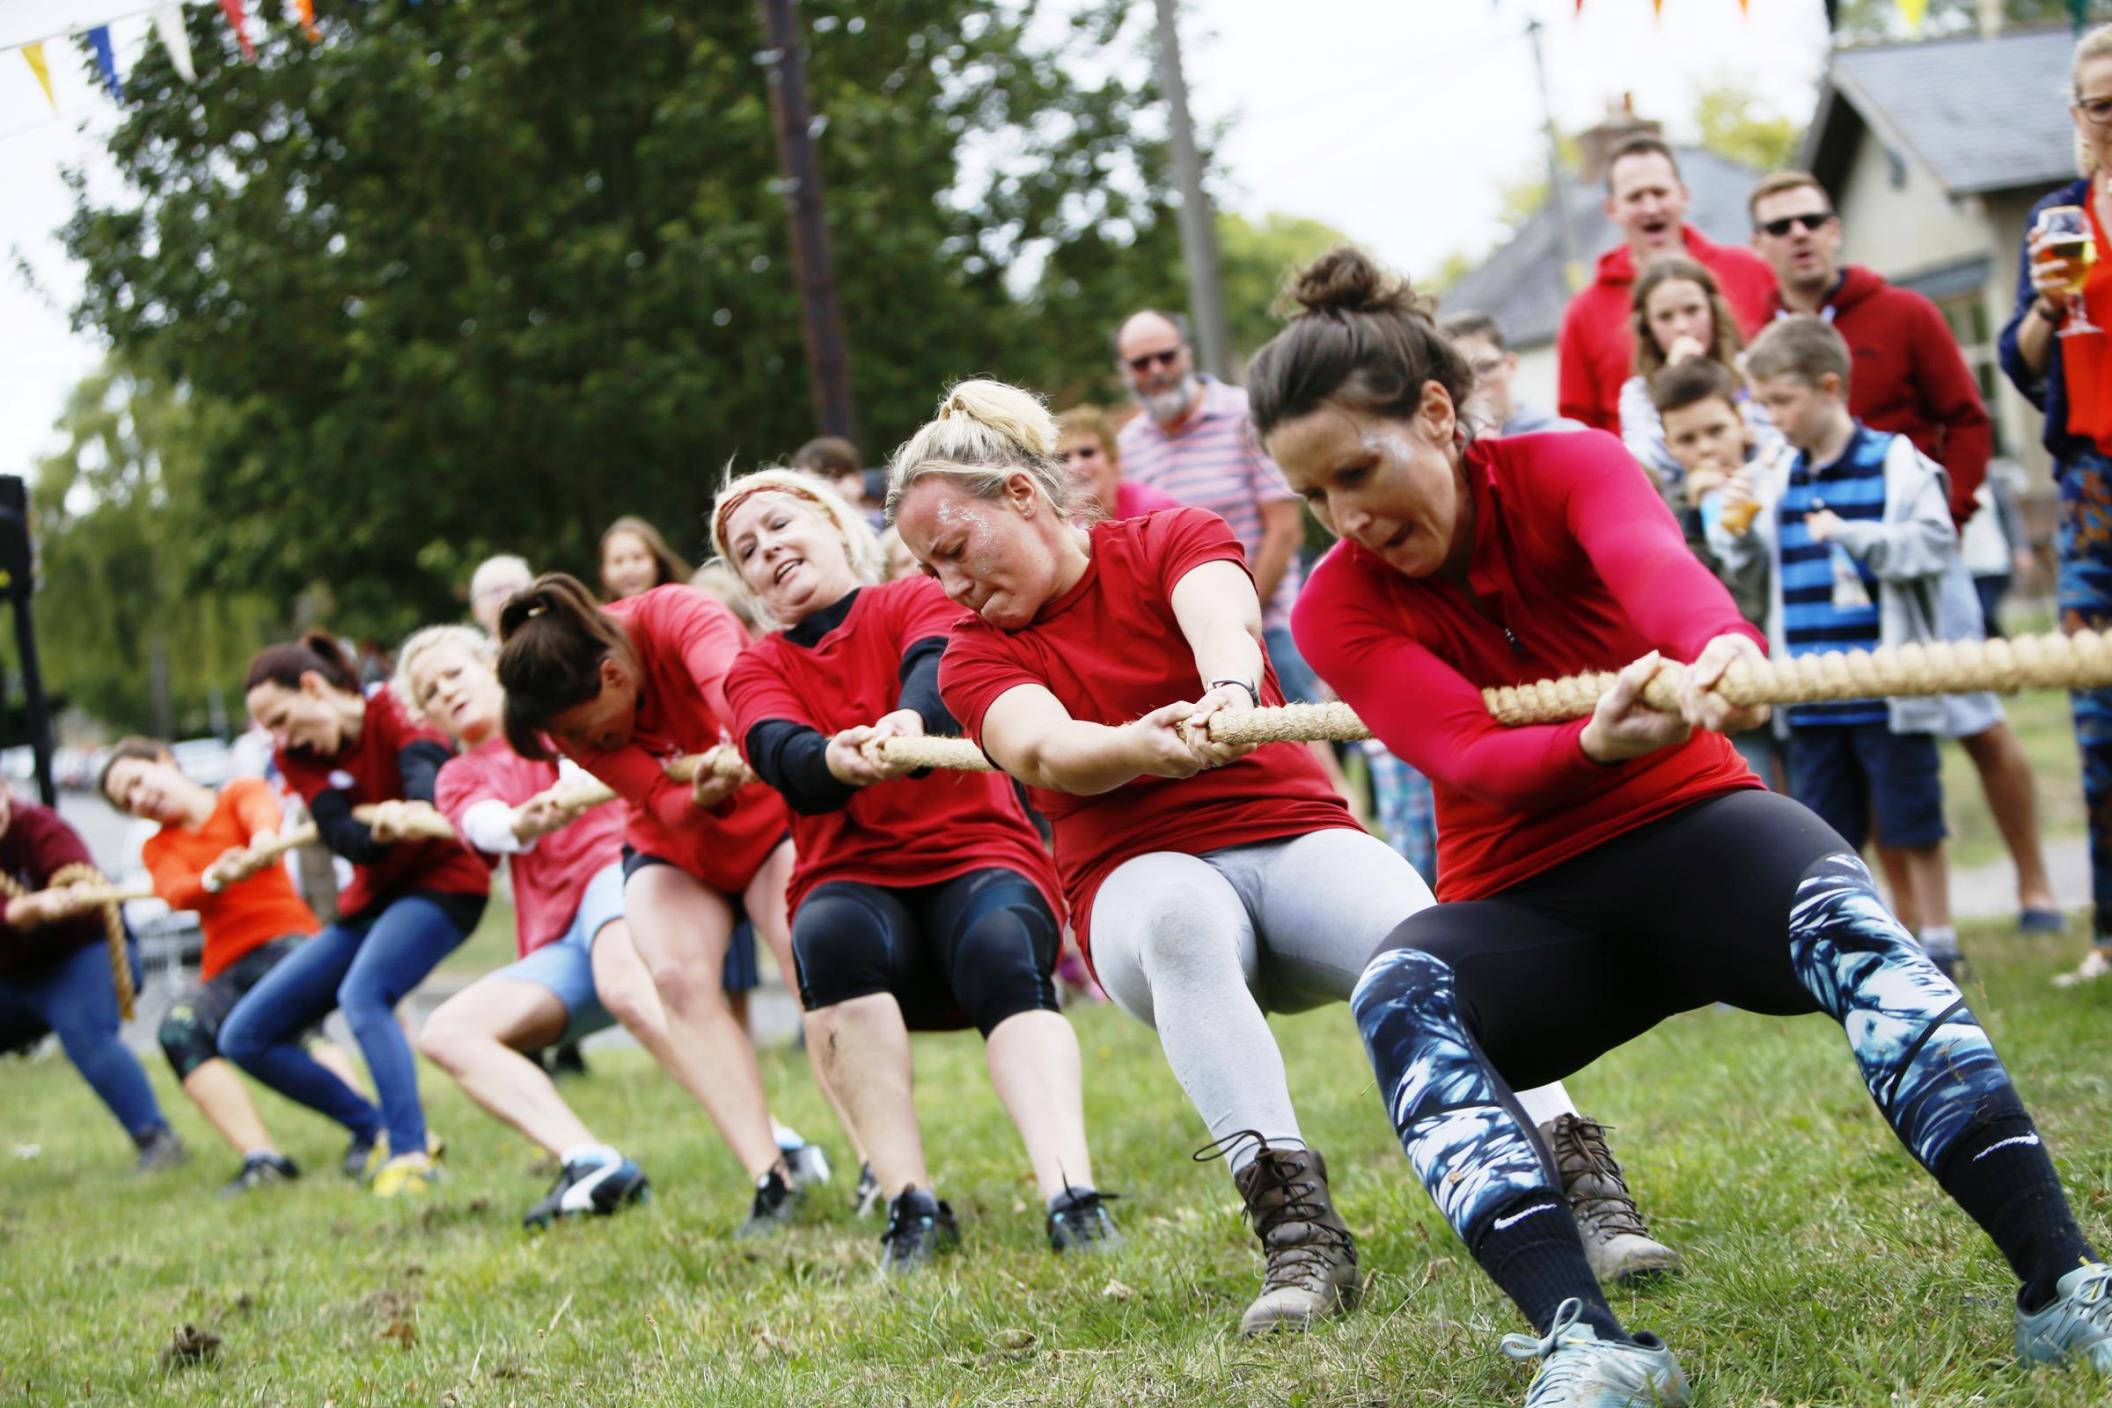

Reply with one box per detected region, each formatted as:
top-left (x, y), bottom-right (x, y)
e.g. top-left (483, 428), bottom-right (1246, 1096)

top-left (1786, 723), bottom-right (1947, 851)
top-left (494, 861), bottom-right (625, 1044)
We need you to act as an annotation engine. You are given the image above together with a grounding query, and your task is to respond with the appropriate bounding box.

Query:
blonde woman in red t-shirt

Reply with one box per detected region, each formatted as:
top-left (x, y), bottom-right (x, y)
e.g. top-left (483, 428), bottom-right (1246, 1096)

top-left (885, 381), bottom-right (1651, 1336)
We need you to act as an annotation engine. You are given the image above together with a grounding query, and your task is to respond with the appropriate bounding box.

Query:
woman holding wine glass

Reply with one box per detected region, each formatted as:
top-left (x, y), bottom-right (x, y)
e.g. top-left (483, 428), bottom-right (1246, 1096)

top-left (2000, 20), bottom-right (2112, 985)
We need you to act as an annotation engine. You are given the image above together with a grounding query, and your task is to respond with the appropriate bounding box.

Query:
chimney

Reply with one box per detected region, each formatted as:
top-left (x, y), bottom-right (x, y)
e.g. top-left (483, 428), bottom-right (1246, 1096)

top-left (1576, 94), bottom-right (1665, 185)
top-left (1978, 0), bottom-right (2002, 40)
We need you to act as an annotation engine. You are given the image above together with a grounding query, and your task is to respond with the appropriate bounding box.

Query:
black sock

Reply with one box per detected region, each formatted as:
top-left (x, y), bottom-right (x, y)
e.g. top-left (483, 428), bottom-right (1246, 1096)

top-left (1470, 1192), bottom-right (1627, 1342)
top-left (1934, 1114), bottom-right (2098, 1312)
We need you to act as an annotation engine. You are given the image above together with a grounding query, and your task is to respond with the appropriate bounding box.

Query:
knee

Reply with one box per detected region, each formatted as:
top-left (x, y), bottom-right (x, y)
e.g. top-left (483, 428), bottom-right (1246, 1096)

top-left (157, 1005), bottom-right (215, 1081)
top-left (1787, 853), bottom-right (1942, 1014)
top-left (793, 917), bottom-right (890, 1000)
top-left (1126, 878), bottom-right (1239, 982)
top-left (414, 1016), bottom-right (469, 1072)
top-left (596, 974), bottom-right (656, 1036)
top-left (1350, 943), bottom-right (1456, 1027)
top-left (215, 1004), bottom-right (264, 1067)
top-left (643, 957), bottom-right (716, 1016)
top-left (954, 910), bottom-right (1056, 1037)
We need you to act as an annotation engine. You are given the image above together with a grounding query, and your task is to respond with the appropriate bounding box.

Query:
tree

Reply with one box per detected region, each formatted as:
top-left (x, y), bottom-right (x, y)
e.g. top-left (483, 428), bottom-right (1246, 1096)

top-left (1695, 82), bottom-right (1801, 174)
top-left (61, 0), bottom-right (1188, 637)
top-left (1215, 211), bottom-right (1355, 362)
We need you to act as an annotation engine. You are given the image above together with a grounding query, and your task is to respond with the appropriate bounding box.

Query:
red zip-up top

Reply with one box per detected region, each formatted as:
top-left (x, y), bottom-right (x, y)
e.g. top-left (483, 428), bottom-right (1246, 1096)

top-left (1292, 431), bottom-right (1761, 902)
top-left (436, 739), bottom-right (625, 958)
top-left (725, 576), bottom-right (1062, 922)
top-left (558, 586), bottom-right (789, 894)
top-left (275, 688), bottom-right (489, 919)
top-left (942, 508), bottom-right (1355, 959)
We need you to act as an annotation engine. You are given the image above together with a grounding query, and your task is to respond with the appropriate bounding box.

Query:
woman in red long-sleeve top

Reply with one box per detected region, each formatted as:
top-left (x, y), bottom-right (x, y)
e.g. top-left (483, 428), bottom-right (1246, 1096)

top-left (1246, 246), bottom-right (2112, 1401)
top-left (495, 575), bottom-right (834, 1235)
top-left (713, 467), bottom-right (1111, 1273)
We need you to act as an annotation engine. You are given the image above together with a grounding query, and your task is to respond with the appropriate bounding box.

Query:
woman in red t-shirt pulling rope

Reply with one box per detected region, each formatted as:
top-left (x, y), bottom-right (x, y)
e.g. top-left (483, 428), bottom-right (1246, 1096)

top-left (713, 467), bottom-right (1113, 1273)
top-left (495, 576), bottom-right (848, 1235)
top-left (887, 381), bottom-right (1666, 1336)
top-left (1247, 246), bottom-right (2112, 1402)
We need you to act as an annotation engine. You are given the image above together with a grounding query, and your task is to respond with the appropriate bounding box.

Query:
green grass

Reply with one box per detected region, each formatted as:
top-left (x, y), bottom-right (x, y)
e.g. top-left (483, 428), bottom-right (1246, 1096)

top-left (5, 921), bottom-right (2112, 1406)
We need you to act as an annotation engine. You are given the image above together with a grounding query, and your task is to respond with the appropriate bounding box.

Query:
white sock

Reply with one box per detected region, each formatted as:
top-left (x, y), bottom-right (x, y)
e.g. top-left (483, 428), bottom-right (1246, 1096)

top-left (1514, 1081), bottom-right (1576, 1129)
top-left (560, 1143), bottom-right (618, 1169)
top-left (1919, 926), bottom-right (1961, 959)
top-left (771, 1120), bottom-right (804, 1150)
top-left (244, 1147), bottom-right (276, 1162)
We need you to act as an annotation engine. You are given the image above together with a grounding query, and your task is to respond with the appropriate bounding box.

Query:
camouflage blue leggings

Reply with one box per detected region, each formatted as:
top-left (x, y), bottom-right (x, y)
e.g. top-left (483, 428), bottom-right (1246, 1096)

top-left (2057, 447), bottom-right (2112, 939)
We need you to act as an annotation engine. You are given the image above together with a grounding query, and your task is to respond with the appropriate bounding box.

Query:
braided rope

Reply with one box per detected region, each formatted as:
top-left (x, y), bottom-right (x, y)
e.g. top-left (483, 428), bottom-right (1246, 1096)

top-left (0, 863), bottom-right (134, 1020)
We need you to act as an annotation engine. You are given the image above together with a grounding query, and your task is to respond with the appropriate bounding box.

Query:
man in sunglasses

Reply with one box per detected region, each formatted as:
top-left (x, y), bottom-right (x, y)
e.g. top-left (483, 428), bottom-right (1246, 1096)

top-left (1113, 308), bottom-right (1318, 704)
top-left (1752, 170), bottom-right (2062, 941)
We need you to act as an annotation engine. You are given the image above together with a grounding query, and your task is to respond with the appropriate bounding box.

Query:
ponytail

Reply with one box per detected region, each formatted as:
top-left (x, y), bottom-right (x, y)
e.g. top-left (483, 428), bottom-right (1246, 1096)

top-left (495, 573), bottom-right (635, 759)
top-left (244, 630), bottom-right (361, 697)
top-left (883, 379), bottom-right (1080, 523)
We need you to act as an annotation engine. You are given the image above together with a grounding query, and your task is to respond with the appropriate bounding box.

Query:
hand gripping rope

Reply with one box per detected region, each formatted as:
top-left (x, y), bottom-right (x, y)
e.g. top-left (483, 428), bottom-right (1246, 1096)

top-left (0, 863), bottom-right (139, 1020)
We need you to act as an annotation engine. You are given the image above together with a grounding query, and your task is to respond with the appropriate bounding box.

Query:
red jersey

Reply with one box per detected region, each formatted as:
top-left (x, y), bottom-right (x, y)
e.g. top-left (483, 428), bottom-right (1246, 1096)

top-left (726, 576), bottom-right (1062, 921)
top-left (940, 508), bottom-right (1355, 956)
top-left (436, 738), bottom-right (625, 957)
top-left (557, 585), bottom-right (788, 893)
top-left (1292, 430), bottom-right (1761, 903)
top-left (142, 777), bottom-right (319, 979)
top-left (275, 688), bottom-right (489, 918)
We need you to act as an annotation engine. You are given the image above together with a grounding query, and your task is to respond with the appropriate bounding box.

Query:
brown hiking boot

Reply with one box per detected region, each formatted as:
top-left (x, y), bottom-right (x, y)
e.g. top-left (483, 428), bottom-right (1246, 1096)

top-left (1541, 1113), bottom-right (1682, 1283)
top-left (1226, 1138), bottom-right (1360, 1336)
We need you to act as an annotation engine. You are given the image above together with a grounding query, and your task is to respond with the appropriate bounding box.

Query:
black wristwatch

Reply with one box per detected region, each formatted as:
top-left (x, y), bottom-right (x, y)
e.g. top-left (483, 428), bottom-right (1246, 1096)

top-left (1208, 677), bottom-right (1260, 708)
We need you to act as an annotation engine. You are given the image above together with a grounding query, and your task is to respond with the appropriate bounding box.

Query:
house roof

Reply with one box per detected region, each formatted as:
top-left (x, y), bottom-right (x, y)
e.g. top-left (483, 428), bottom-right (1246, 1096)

top-left (1439, 146), bottom-right (1763, 353)
top-left (1803, 26), bottom-right (2075, 200)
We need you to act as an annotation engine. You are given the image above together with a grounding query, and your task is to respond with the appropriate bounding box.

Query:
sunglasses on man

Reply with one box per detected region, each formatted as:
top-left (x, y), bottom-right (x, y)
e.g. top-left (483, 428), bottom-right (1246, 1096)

top-left (1125, 348), bottom-right (1181, 374)
top-left (1757, 211), bottom-right (1835, 238)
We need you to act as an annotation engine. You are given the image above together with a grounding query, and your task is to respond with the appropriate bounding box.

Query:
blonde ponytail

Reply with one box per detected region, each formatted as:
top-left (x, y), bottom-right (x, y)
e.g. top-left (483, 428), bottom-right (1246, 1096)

top-left (885, 379), bottom-right (1078, 522)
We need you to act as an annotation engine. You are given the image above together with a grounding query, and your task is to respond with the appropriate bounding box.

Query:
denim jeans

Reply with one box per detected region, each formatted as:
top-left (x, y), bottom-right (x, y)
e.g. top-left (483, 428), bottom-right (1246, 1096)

top-left (2058, 444), bottom-right (2112, 937)
top-left (0, 939), bottom-right (169, 1144)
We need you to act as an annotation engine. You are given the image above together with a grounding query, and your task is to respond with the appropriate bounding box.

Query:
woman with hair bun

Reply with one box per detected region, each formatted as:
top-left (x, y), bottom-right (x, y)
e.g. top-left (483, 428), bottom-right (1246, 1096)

top-left (495, 574), bottom-right (832, 1235)
top-left (1253, 245), bottom-right (2112, 1402)
top-left (888, 378), bottom-right (1650, 1335)
top-left (219, 632), bottom-right (490, 1198)
top-left (714, 467), bottom-right (1112, 1274)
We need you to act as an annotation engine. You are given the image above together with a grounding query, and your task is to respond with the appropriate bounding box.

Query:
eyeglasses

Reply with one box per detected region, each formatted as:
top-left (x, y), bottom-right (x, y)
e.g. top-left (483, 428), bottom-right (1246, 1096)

top-left (1757, 211), bottom-right (1834, 238)
top-left (2077, 95), bottom-right (2112, 124)
top-left (1125, 348), bottom-right (1181, 374)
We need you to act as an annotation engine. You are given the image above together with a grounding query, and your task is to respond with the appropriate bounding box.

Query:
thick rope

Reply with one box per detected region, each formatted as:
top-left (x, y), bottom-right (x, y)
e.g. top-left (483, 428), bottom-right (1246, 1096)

top-left (0, 863), bottom-right (135, 1021)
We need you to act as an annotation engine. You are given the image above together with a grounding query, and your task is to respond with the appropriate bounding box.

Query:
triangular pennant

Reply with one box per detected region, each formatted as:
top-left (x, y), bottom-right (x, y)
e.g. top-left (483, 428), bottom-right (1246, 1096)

top-left (1898, 0), bottom-right (1928, 35)
top-left (1738, 0), bottom-right (1750, 13)
top-left (89, 26), bottom-right (124, 102)
top-left (21, 43), bottom-right (54, 110)
top-left (153, 5), bottom-right (197, 83)
top-left (296, 0), bottom-right (321, 42)
top-left (220, 0), bottom-right (258, 62)
top-left (1652, 0), bottom-right (1664, 15)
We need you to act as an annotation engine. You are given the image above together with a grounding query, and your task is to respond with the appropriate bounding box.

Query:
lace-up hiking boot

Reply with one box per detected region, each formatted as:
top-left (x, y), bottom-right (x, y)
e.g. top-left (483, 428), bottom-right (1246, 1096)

top-left (2017, 1261), bottom-right (2112, 1373)
top-left (1502, 1298), bottom-right (1689, 1406)
top-left (1542, 1115), bottom-right (1682, 1283)
top-left (522, 1152), bottom-right (649, 1229)
top-left (221, 1151), bottom-right (299, 1197)
top-left (852, 1161), bottom-right (883, 1219)
top-left (735, 1166), bottom-right (804, 1239)
top-left (1046, 1187), bottom-right (1123, 1254)
top-left (1229, 1141), bottom-right (1359, 1335)
top-left (880, 1186), bottom-right (960, 1276)
top-left (133, 1128), bottom-right (188, 1173)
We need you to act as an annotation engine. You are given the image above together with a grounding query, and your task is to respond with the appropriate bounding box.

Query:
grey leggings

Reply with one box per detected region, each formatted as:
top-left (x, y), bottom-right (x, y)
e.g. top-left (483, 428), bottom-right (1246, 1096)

top-left (1090, 828), bottom-right (1580, 1172)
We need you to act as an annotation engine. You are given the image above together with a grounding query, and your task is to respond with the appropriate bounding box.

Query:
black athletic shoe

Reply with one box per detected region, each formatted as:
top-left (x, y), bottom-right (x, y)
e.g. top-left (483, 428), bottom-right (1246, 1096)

top-left (1045, 1187), bottom-right (1122, 1254)
top-left (548, 1042), bottom-right (590, 1079)
top-left (852, 1161), bottom-right (883, 1219)
top-left (880, 1186), bottom-right (960, 1276)
top-left (735, 1166), bottom-right (804, 1240)
top-left (134, 1128), bottom-right (188, 1173)
top-left (221, 1152), bottom-right (299, 1198)
top-left (523, 1153), bottom-right (649, 1229)
top-left (341, 1132), bottom-right (379, 1180)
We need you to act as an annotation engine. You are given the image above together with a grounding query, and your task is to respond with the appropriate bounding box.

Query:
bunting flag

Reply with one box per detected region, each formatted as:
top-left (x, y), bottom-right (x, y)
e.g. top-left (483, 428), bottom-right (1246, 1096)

top-left (154, 5), bottom-right (198, 83)
top-left (219, 0), bottom-right (257, 62)
top-left (88, 26), bottom-right (123, 102)
top-left (20, 42), bottom-right (54, 110)
top-left (1898, 0), bottom-right (1928, 33)
top-left (296, 0), bottom-right (321, 42)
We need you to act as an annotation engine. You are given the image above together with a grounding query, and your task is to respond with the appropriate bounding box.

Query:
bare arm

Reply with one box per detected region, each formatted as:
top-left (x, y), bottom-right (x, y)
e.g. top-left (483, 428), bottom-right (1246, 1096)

top-left (979, 684), bottom-right (1212, 797)
top-left (1168, 559), bottom-right (1265, 692)
top-left (1249, 499), bottom-right (1303, 608)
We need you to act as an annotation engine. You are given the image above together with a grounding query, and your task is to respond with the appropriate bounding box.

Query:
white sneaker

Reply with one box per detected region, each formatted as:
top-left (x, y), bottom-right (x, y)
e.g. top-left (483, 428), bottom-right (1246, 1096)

top-left (2054, 949), bottom-right (2112, 989)
top-left (1502, 1299), bottom-right (1690, 1406)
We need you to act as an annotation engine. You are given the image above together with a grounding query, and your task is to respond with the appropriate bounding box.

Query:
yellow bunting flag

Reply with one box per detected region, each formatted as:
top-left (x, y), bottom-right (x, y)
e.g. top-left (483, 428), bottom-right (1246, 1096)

top-left (21, 42), bottom-right (55, 110)
top-left (296, 0), bottom-right (320, 42)
top-left (1898, 0), bottom-right (1928, 33)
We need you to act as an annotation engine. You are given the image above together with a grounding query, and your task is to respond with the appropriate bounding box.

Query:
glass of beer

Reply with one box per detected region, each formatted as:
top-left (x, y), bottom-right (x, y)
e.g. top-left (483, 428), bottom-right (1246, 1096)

top-left (2037, 205), bottom-right (2100, 337)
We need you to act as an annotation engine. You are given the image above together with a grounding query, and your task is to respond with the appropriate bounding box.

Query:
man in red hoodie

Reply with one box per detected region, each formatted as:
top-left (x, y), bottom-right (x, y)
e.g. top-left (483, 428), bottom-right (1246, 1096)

top-left (1747, 170), bottom-right (2058, 935)
top-left (1557, 135), bottom-right (1777, 432)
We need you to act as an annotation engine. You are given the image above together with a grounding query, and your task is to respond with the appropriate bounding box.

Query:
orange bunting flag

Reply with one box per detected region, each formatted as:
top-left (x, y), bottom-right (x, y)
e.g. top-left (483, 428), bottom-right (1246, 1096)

top-left (21, 42), bottom-right (54, 110)
top-left (219, 0), bottom-right (257, 61)
top-left (297, 0), bottom-right (320, 42)
top-left (1652, 0), bottom-right (1664, 14)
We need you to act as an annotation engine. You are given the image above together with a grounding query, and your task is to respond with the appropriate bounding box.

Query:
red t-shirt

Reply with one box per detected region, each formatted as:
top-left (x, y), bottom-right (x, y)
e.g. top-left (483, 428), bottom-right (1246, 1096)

top-left (0, 802), bottom-right (102, 975)
top-left (726, 576), bottom-right (1062, 921)
top-left (1292, 430), bottom-right (1761, 902)
top-left (436, 738), bottom-right (626, 957)
top-left (275, 688), bottom-right (489, 919)
top-left (1113, 480), bottom-right (1185, 519)
top-left (142, 778), bottom-right (319, 979)
top-left (940, 508), bottom-right (1356, 957)
top-left (557, 586), bottom-right (788, 893)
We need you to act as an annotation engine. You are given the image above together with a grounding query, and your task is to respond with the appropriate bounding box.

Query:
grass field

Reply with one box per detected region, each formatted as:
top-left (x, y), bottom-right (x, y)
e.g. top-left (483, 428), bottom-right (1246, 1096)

top-left (5, 920), bottom-right (2112, 1406)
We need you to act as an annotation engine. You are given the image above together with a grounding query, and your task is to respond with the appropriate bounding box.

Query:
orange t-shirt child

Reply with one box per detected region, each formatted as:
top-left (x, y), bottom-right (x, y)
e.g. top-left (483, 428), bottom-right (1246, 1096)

top-left (141, 777), bottom-right (320, 980)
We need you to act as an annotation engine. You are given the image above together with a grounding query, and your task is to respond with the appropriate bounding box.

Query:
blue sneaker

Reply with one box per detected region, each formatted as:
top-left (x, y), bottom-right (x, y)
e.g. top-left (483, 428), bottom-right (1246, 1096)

top-left (2017, 1262), bottom-right (2112, 1374)
top-left (1501, 1299), bottom-right (1690, 1406)
top-left (2017, 908), bottom-right (2067, 936)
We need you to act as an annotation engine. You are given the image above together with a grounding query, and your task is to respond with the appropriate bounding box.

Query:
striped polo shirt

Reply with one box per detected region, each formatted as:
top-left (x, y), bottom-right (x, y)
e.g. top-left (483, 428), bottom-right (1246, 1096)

top-left (1117, 376), bottom-right (1302, 627)
top-left (1778, 423), bottom-right (1889, 728)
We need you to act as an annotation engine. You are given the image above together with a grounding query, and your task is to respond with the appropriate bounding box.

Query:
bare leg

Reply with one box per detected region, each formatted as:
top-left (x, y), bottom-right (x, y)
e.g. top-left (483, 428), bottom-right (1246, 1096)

top-left (416, 978), bottom-right (591, 1157)
top-left (805, 995), bottom-right (927, 1197)
top-left (1961, 723), bottom-right (2058, 911)
top-left (984, 1009), bottom-right (1094, 1202)
top-left (744, 841), bottom-right (867, 1165)
top-left (1902, 841), bottom-right (1954, 930)
top-left (1877, 844), bottom-right (1923, 933)
top-left (313, 1041), bottom-right (364, 1094)
top-left (181, 1059), bottom-right (276, 1155)
top-left (624, 865), bottom-right (783, 1180)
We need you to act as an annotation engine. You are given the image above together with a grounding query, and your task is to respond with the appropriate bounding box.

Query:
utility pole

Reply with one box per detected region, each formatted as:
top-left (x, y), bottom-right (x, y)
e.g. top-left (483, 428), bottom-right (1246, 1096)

top-left (756, 0), bottom-right (858, 442)
top-left (1526, 17), bottom-right (1583, 295)
top-left (1151, 0), bottom-right (1231, 380)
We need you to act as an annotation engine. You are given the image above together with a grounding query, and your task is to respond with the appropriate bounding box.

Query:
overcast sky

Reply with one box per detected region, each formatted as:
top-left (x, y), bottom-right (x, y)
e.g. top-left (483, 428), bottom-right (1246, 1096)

top-left (0, 0), bottom-right (1833, 482)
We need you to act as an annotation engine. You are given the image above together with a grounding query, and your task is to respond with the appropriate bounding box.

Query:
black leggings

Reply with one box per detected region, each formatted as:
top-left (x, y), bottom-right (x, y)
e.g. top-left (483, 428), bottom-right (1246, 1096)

top-left (791, 868), bottom-right (1060, 1037)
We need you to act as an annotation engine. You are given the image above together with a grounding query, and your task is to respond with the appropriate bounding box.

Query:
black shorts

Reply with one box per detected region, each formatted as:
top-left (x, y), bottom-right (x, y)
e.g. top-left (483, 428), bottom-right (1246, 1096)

top-left (619, 846), bottom-right (759, 993)
top-left (159, 933), bottom-right (308, 1079)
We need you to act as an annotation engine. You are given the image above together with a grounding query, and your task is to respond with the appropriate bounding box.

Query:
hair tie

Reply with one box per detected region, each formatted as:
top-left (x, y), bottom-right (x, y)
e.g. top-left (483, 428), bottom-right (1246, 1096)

top-left (525, 605), bottom-right (547, 619)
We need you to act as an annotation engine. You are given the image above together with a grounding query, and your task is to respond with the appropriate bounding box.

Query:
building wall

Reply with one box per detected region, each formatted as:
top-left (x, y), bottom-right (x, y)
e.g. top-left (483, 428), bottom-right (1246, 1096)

top-left (1834, 123), bottom-right (1991, 275)
top-left (1513, 343), bottom-right (1559, 419)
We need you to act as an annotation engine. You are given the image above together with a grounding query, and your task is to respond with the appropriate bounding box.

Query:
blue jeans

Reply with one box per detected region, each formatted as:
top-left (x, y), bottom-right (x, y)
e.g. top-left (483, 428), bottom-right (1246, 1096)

top-left (221, 893), bottom-right (477, 1154)
top-left (2058, 445), bottom-right (2112, 936)
top-left (1263, 623), bottom-right (1322, 705)
top-left (0, 940), bottom-right (169, 1144)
